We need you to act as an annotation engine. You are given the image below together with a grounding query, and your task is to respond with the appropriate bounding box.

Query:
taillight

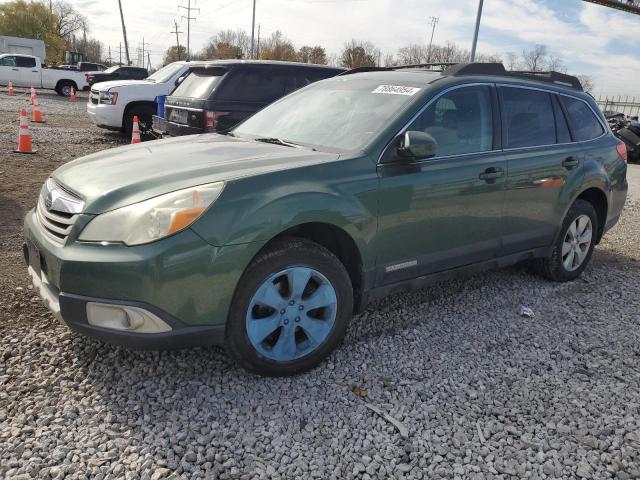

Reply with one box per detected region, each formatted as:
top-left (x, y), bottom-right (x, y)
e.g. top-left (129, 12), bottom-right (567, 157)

top-left (204, 111), bottom-right (229, 131)
top-left (616, 141), bottom-right (628, 163)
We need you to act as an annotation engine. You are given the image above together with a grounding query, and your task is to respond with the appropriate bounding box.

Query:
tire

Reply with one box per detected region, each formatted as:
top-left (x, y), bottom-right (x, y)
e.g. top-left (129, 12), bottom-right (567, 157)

top-left (534, 199), bottom-right (598, 282)
top-left (225, 237), bottom-right (353, 376)
top-left (57, 81), bottom-right (75, 97)
top-left (123, 106), bottom-right (155, 141)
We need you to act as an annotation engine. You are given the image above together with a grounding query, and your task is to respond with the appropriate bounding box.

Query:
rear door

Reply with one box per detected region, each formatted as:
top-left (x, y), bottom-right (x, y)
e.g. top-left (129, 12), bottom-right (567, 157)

top-left (499, 86), bottom-right (589, 254)
top-left (212, 65), bottom-right (288, 131)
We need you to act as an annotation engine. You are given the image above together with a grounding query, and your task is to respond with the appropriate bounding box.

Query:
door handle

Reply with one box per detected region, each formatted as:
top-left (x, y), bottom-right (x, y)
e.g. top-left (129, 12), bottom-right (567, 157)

top-left (562, 156), bottom-right (580, 169)
top-left (479, 167), bottom-right (505, 181)
top-left (12, 68), bottom-right (18, 71)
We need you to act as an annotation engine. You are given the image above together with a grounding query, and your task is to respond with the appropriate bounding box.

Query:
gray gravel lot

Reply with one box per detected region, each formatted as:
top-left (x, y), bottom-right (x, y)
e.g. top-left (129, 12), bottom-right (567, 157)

top-left (0, 92), bottom-right (639, 479)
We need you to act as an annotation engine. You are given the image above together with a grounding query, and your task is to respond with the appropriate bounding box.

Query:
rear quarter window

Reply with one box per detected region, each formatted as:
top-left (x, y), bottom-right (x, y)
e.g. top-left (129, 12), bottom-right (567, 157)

top-left (561, 96), bottom-right (604, 142)
top-left (217, 66), bottom-right (287, 103)
top-left (171, 67), bottom-right (227, 99)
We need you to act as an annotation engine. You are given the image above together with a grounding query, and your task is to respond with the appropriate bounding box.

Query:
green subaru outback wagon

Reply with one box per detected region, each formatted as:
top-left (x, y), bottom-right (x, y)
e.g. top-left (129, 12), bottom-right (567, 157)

top-left (24, 63), bottom-right (628, 375)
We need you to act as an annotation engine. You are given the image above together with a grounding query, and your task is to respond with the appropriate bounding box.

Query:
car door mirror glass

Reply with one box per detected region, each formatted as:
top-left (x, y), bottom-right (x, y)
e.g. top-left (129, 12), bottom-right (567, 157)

top-left (397, 131), bottom-right (438, 160)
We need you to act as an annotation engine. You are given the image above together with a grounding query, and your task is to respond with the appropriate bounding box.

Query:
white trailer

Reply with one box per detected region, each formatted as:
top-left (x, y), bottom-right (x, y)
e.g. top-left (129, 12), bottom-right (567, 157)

top-left (0, 36), bottom-right (46, 61)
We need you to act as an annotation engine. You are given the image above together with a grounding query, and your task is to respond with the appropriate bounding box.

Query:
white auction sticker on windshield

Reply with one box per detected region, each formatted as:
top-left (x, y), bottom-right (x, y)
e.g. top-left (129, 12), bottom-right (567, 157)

top-left (372, 85), bottom-right (421, 96)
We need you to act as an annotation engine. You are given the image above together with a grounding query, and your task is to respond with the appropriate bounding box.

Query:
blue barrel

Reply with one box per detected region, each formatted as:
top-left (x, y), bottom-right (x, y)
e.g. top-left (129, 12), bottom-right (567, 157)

top-left (155, 95), bottom-right (166, 118)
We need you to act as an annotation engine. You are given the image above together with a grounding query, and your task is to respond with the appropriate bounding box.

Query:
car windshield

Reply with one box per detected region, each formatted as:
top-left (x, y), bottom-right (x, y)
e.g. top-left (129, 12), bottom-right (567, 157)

top-left (103, 66), bottom-right (119, 73)
top-left (233, 78), bottom-right (427, 151)
top-left (146, 62), bottom-right (183, 83)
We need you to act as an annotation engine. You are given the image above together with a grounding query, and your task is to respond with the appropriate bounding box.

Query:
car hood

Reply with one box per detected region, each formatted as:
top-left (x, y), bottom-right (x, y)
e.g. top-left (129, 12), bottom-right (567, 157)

top-left (52, 134), bottom-right (340, 214)
top-left (91, 79), bottom-right (155, 91)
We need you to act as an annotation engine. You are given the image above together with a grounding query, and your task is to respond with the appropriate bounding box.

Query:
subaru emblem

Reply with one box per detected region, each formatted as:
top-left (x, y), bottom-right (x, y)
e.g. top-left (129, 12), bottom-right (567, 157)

top-left (44, 193), bottom-right (52, 210)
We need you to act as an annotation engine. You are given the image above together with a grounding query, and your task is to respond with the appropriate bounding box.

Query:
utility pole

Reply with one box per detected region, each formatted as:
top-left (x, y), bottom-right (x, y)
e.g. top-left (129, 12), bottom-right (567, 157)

top-left (470, 0), bottom-right (484, 62)
top-left (147, 52), bottom-right (151, 71)
top-left (426, 16), bottom-right (439, 63)
top-left (108, 46), bottom-right (111, 65)
top-left (179, 0), bottom-right (200, 61)
top-left (140, 38), bottom-right (151, 67)
top-left (117, 0), bottom-right (131, 65)
top-left (250, 0), bottom-right (257, 58)
top-left (170, 20), bottom-right (183, 60)
top-left (119, 42), bottom-right (122, 65)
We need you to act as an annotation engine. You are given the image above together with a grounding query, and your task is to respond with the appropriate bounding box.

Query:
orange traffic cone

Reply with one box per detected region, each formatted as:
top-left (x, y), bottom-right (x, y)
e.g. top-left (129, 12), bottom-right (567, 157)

top-left (14, 108), bottom-right (36, 154)
top-left (68, 87), bottom-right (76, 102)
top-left (7, 81), bottom-right (14, 96)
top-left (131, 115), bottom-right (141, 144)
top-left (32, 101), bottom-right (45, 123)
top-left (29, 86), bottom-right (36, 105)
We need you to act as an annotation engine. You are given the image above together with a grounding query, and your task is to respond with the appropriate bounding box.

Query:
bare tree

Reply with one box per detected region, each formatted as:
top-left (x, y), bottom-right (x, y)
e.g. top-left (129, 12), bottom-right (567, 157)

top-left (383, 52), bottom-right (396, 67)
top-left (576, 74), bottom-right (595, 92)
top-left (546, 54), bottom-right (566, 73)
top-left (340, 40), bottom-right (379, 68)
top-left (201, 29), bottom-right (250, 59)
top-left (521, 44), bottom-right (548, 72)
top-left (53, 1), bottom-right (87, 41)
top-left (397, 44), bottom-right (428, 65)
top-left (298, 46), bottom-right (327, 65)
top-left (504, 52), bottom-right (519, 70)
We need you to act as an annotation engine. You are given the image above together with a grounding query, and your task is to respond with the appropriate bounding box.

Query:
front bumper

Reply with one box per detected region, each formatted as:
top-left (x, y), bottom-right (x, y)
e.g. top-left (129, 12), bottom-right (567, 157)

top-left (24, 209), bottom-right (262, 349)
top-left (86, 101), bottom-right (124, 130)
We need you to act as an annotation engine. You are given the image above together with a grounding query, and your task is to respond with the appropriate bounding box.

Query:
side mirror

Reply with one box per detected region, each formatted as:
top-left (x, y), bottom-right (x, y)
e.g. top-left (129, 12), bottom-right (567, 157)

top-left (397, 131), bottom-right (437, 160)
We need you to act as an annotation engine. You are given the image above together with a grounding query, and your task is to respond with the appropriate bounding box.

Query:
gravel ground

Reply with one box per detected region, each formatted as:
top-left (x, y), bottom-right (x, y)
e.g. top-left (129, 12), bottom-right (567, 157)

top-left (1, 92), bottom-right (640, 480)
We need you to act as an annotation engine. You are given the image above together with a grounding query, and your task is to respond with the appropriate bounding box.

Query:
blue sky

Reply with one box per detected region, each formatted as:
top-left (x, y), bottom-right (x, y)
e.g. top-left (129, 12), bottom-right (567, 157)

top-left (29, 0), bottom-right (640, 95)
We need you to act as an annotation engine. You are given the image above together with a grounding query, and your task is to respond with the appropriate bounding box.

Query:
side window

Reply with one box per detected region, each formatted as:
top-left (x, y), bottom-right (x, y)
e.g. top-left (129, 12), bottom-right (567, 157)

top-left (560, 96), bottom-right (604, 142)
top-left (407, 85), bottom-right (493, 157)
top-left (218, 67), bottom-right (287, 103)
top-left (552, 95), bottom-right (572, 144)
top-left (501, 87), bottom-right (556, 148)
top-left (16, 57), bottom-right (36, 68)
top-left (0, 56), bottom-right (17, 67)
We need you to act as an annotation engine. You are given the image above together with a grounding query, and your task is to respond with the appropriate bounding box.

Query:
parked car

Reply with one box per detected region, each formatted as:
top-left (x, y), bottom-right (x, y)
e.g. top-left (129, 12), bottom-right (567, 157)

top-left (606, 111), bottom-right (640, 163)
top-left (23, 63), bottom-right (628, 375)
top-left (77, 62), bottom-right (107, 72)
top-left (158, 60), bottom-right (345, 136)
top-left (0, 53), bottom-right (88, 96)
top-left (86, 65), bottom-right (148, 86)
top-left (87, 61), bottom-right (192, 136)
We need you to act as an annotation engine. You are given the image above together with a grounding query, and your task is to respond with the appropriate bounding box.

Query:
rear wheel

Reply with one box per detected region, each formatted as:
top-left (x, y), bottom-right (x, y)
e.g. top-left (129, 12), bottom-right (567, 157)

top-left (57, 81), bottom-right (76, 97)
top-left (225, 237), bottom-right (353, 376)
top-left (534, 199), bottom-right (598, 282)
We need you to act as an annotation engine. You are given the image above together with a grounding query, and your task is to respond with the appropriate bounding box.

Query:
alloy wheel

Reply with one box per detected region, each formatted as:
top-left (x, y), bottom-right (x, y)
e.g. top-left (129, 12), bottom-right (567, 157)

top-left (245, 266), bottom-right (337, 362)
top-left (562, 214), bottom-right (593, 271)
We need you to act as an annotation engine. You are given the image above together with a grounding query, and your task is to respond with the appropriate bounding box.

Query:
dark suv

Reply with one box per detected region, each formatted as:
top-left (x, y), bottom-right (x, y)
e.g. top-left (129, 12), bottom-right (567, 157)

top-left (160, 60), bottom-right (345, 136)
top-left (86, 66), bottom-right (148, 86)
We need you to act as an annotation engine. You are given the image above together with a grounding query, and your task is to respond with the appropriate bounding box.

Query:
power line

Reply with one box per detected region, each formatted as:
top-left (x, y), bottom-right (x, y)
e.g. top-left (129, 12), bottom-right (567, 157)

top-left (179, 0), bottom-right (200, 61)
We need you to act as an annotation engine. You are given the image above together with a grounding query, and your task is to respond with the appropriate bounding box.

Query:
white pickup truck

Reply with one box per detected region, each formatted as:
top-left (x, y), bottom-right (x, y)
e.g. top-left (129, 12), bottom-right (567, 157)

top-left (87, 61), bottom-right (191, 136)
top-left (0, 53), bottom-right (89, 96)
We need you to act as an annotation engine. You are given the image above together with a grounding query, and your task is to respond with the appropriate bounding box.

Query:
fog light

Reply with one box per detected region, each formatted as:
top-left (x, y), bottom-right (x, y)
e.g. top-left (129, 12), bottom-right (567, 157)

top-left (86, 303), bottom-right (172, 333)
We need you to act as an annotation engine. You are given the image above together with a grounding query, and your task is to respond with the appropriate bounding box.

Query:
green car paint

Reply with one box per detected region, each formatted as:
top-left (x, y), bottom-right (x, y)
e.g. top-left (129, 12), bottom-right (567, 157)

top-left (23, 69), bottom-right (628, 347)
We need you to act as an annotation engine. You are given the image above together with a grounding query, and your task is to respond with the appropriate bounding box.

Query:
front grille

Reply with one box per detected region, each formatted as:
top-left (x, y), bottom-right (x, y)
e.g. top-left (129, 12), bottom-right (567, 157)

top-left (35, 178), bottom-right (84, 245)
top-left (36, 197), bottom-right (78, 244)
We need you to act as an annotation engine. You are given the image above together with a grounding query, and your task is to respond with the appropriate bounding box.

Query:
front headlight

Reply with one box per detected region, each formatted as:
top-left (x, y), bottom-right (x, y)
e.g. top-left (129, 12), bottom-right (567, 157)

top-left (79, 182), bottom-right (225, 246)
top-left (99, 91), bottom-right (118, 105)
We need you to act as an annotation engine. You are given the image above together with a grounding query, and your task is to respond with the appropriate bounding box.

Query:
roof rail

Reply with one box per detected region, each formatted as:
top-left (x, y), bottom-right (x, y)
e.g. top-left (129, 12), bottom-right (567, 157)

top-left (338, 66), bottom-right (392, 76)
top-left (443, 63), bottom-right (583, 91)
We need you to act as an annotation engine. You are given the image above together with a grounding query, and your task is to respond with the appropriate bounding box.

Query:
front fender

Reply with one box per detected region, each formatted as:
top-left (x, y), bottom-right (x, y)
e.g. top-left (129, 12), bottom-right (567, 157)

top-left (191, 157), bottom-right (379, 268)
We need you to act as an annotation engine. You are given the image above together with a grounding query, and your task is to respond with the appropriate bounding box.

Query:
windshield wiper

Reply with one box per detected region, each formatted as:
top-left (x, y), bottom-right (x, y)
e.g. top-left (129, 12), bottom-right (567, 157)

top-left (254, 137), bottom-right (300, 148)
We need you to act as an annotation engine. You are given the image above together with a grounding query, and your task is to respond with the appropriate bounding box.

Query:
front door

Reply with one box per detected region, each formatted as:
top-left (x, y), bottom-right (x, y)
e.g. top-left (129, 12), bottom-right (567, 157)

top-left (375, 84), bottom-right (506, 285)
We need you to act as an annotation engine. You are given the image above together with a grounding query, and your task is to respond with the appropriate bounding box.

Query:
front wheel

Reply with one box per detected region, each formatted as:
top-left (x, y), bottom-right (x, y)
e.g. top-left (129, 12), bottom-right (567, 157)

top-left (225, 237), bottom-right (353, 376)
top-left (534, 199), bottom-right (598, 282)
